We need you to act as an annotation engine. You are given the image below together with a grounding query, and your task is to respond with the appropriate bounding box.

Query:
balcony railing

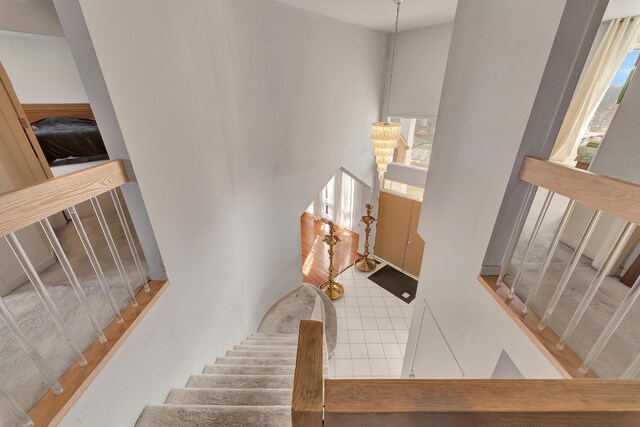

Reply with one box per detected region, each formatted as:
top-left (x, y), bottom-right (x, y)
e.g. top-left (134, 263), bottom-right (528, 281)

top-left (0, 160), bottom-right (168, 426)
top-left (489, 157), bottom-right (640, 377)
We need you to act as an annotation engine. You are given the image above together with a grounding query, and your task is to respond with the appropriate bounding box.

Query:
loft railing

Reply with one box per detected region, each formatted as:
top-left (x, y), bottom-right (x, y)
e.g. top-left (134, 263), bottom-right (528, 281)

top-left (490, 157), bottom-right (640, 377)
top-left (0, 160), bottom-right (167, 426)
top-left (292, 319), bottom-right (640, 426)
top-left (291, 320), bottom-right (324, 426)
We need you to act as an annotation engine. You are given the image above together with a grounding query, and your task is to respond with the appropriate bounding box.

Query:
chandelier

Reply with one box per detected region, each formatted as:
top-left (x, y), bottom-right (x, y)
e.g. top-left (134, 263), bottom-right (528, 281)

top-left (371, 0), bottom-right (404, 182)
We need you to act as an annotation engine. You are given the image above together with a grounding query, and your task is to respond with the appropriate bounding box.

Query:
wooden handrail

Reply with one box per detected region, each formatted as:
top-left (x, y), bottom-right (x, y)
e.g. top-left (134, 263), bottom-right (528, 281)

top-left (324, 379), bottom-right (640, 425)
top-left (291, 320), bottom-right (324, 427)
top-left (0, 160), bottom-right (128, 237)
top-left (478, 275), bottom-right (592, 379)
top-left (519, 157), bottom-right (640, 224)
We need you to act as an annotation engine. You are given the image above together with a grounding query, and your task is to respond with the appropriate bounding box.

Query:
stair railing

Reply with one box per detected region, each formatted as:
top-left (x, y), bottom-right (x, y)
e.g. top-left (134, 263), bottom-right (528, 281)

top-left (291, 318), bottom-right (640, 425)
top-left (291, 320), bottom-right (324, 427)
top-left (489, 157), bottom-right (640, 377)
top-left (0, 160), bottom-right (166, 426)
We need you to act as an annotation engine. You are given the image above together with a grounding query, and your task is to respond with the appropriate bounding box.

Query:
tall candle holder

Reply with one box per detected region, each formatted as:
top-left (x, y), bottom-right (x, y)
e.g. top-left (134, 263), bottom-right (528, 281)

top-left (355, 204), bottom-right (377, 272)
top-left (320, 221), bottom-right (344, 300)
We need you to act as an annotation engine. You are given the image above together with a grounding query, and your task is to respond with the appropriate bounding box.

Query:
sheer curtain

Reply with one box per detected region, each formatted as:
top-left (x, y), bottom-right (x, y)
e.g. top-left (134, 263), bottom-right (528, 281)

top-left (550, 17), bottom-right (640, 163)
top-left (336, 171), bottom-right (356, 230)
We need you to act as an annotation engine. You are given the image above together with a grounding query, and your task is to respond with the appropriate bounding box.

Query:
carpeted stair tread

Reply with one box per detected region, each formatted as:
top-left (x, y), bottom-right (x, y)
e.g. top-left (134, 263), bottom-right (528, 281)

top-left (226, 350), bottom-right (297, 358)
top-left (186, 374), bottom-right (293, 389)
top-left (240, 340), bottom-right (298, 347)
top-left (234, 345), bottom-right (298, 352)
top-left (135, 405), bottom-right (291, 427)
top-left (215, 357), bottom-right (297, 366)
top-left (252, 333), bottom-right (298, 337)
top-left (203, 365), bottom-right (295, 375)
top-left (165, 388), bottom-right (292, 406)
top-left (234, 345), bottom-right (327, 354)
top-left (246, 337), bottom-right (298, 343)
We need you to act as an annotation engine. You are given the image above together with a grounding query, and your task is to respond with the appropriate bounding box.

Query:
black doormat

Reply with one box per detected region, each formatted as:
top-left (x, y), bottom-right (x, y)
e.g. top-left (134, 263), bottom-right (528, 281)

top-left (367, 265), bottom-right (417, 305)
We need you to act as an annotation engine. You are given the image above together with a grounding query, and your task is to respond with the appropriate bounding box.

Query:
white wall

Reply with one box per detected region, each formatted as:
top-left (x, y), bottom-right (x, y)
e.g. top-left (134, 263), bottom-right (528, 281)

top-left (56, 0), bottom-right (386, 425)
top-left (403, 0), bottom-right (570, 379)
top-left (0, 31), bottom-right (88, 103)
top-left (388, 23), bottom-right (453, 118)
top-left (0, 0), bottom-right (63, 37)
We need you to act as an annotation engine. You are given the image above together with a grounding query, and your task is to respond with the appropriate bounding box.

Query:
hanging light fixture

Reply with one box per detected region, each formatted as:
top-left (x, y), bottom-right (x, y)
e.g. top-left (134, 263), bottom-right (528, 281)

top-left (371, 0), bottom-right (404, 182)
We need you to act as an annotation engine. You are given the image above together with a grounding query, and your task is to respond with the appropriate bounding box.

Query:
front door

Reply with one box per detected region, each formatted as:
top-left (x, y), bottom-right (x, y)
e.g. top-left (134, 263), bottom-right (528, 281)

top-left (374, 191), bottom-right (425, 276)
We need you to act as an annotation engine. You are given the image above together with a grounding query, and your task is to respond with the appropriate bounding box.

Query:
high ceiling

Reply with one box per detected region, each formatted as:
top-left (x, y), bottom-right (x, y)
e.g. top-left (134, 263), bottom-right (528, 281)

top-left (275, 0), bottom-right (640, 34)
top-left (274, 0), bottom-right (458, 33)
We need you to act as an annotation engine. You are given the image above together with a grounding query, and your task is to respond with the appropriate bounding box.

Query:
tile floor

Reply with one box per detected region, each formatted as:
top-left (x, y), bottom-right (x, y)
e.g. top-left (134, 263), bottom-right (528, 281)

top-left (328, 262), bottom-right (414, 379)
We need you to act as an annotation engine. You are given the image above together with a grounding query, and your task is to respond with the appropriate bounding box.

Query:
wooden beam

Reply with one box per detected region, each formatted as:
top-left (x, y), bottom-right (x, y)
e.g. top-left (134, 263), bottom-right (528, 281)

top-left (28, 280), bottom-right (169, 427)
top-left (0, 160), bottom-right (128, 237)
top-left (519, 157), bottom-right (640, 224)
top-left (478, 275), bottom-right (593, 379)
top-left (22, 103), bottom-right (94, 122)
top-left (291, 320), bottom-right (324, 427)
top-left (324, 379), bottom-right (640, 426)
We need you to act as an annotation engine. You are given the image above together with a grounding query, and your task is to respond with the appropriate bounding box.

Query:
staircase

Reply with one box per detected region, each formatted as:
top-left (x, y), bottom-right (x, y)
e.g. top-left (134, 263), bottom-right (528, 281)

top-left (136, 286), bottom-right (330, 426)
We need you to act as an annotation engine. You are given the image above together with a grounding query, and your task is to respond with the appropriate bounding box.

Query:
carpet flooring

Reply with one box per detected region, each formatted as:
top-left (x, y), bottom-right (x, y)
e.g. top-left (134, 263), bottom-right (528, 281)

top-left (0, 212), bottom-right (147, 426)
top-left (136, 289), bottom-right (329, 426)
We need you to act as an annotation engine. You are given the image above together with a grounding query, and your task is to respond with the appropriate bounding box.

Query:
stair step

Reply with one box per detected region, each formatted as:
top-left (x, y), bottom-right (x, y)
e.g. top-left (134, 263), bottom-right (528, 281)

top-left (135, 405), bottom-right (291, 427)
top-left (247, 338), bottom-right (298, 342)
top-left (187, 374), bottom-right (294, 389)
top-left (234, 345), bottom-right (299, 352)
top-left (203, 364), bottom-right (295, 375)
top-left (215, 357), bottom-right (297, 366)
top-left (165, 388), bottom-right (292, 406)
top-left (242, 341), bottom-right (298, 347)
top-left (226, 350), bottom-right (297, 358)
top-left (252, 333), bottom-right (298, 337)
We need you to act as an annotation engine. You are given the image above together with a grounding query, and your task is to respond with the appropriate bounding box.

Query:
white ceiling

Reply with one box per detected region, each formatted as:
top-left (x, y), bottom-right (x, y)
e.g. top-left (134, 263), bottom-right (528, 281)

top-left (275, 0), bottom-right (458, 33)
top-left (276, 0), bottom-right (640, 34)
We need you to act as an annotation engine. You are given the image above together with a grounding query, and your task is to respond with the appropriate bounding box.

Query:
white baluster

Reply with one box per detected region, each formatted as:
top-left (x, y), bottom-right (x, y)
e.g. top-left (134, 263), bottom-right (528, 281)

top-left (39, 218), bottom-right (107, 343)
top-left (579, 273), bottom-right (640, 373)
top-left (67, 207), bottom-right (124, 323)
top-left (496, 184), bottom-right (535, 287)
top-left (557, 222), bottom-right (637, 349)
top-left (537, 209), bottom-right (602, 328)
top-left (5, 233), bottom-right (87, 366)
top-left (523, 200), bottom-right (576, 313)
top-left (0, 295), bottom-right (62, 394)
top-left (0, 385), bottom-right (33, 427)
top-left (90, 198), bottom-right (138, 307)
top-left (110, 190), bottom-right (149, 293)
top-left (508, 190), bottom-right (554, 298)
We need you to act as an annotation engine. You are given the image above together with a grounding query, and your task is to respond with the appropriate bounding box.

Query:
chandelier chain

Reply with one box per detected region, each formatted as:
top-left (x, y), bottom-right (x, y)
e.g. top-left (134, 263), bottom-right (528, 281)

top-left (385, 1), bottom-right (402, 122)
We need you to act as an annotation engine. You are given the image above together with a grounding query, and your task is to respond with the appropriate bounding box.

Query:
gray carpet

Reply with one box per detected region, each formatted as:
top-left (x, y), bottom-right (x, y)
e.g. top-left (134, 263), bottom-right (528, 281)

top-left (504, 191), bottom-right (640, 378)
top-left (135, 333), bottom-right (327, 427)
top-left (0, 212), bottom-right (147, 426)
top-left (136, 288), bottom-right (331, 426)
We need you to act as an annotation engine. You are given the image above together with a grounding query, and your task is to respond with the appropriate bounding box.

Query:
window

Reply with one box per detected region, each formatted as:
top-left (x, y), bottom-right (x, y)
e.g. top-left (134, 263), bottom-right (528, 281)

top-left (576, 48), bottom-right (639, 165)
top-left (321, 176), bottom-right (335, 220)
top-left (382, 179), bottom-right (424, 202)
top-left (388, 117), bottom-right (436, 170)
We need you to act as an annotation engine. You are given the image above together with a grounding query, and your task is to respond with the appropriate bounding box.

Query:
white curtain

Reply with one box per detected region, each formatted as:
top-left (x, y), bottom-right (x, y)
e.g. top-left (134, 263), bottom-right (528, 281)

top-left (550, 17), bottom-right (640, 163)
top-left (336, 171), bottom-right (356, 230)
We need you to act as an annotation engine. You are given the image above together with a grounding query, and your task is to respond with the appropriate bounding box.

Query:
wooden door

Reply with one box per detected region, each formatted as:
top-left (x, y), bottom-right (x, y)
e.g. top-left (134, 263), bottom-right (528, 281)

top-left (375, 191), bottom-right (413, 269)
top-left (404, 200), bottom-right (425, 276)
top-left (375, 191), bottom-right (425, 276)
top-left (0, 62), bottom-right (52, 183)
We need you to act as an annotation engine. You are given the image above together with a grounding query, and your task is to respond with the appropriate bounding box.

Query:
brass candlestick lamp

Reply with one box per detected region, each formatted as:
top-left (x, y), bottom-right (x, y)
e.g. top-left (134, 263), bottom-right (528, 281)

top-left (320, 221), bottom-right (344, 300)
top-left (355, 204), bottom-right (377, 272)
